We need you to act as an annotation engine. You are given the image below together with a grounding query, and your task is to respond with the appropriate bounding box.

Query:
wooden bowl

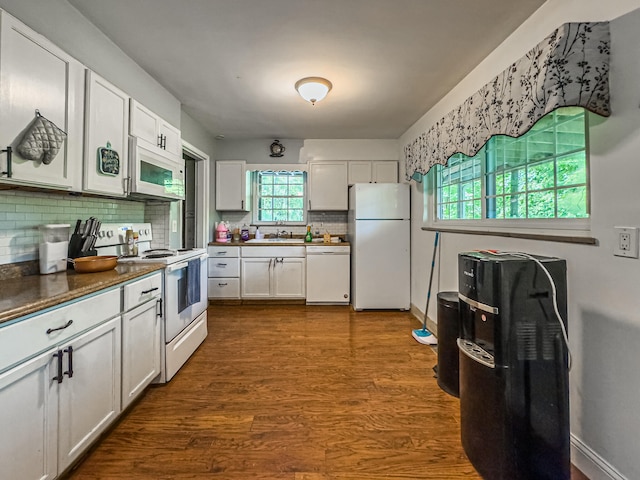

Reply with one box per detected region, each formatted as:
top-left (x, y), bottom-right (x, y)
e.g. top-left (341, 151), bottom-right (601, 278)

top-left (71, 255), bottom-right (118, 273)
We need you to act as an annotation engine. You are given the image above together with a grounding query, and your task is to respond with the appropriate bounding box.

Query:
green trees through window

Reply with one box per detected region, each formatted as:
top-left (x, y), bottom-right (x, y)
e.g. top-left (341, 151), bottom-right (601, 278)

top-left (436, 107), bottom-right (588, 221)
top-left (255, 171), bottom-right (306, 223)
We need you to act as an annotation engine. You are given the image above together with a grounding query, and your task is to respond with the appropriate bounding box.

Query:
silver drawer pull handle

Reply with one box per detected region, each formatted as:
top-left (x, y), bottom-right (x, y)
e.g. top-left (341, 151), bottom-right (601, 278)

top-left (216, 263), bottom-right (227, 267)
top-left (46, 319), bottom-right (73, 334)
top-left (218, 282), bottom-right (228, 286)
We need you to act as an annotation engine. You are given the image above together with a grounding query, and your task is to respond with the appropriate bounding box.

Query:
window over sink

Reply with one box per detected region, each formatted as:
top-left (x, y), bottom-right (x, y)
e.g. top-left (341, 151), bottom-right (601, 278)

top-left (252, 170), bottom-right (307, 225)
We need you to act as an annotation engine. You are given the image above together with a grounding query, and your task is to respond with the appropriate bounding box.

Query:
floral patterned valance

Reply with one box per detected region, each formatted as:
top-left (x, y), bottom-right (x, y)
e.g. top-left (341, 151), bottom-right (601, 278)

top-left (404, 22), bottom-right (610, 180)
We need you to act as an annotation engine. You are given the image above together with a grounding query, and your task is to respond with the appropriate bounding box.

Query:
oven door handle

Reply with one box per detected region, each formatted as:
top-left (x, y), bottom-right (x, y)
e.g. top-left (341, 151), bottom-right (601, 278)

top-left (166, 261), bottom-right (189, 272)
top-left (165, 253), bottom-right (207, 272)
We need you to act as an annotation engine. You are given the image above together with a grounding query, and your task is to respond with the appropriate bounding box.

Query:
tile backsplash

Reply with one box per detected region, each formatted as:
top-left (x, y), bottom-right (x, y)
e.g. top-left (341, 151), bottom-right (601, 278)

top-left (0, 190), bottom-right (146, 265)
top-left (219, 211), bottom-right (348, 238)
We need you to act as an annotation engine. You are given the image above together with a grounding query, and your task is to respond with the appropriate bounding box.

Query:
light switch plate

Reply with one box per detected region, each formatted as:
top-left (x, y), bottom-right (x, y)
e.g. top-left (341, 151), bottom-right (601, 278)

top-left (614, 226), bottom-right (638, 258)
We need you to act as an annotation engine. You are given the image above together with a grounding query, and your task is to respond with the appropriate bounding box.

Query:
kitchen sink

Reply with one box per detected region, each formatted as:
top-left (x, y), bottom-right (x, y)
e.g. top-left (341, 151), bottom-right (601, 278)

top-left (244, 238), bottom-right (305, 243)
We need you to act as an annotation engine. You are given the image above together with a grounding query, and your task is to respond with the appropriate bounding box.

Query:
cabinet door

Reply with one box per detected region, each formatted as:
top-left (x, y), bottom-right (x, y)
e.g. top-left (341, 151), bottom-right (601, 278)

top-left (83, 70), bottom-right (130, 196)
top-left (308, 162), bottom-right (348, 210)
top-left (348, 161), bottom-right (372, 184)
top-left (273, 258), bottom-right (306, 298)
top-left (58, 317), bottom-right (121, 472)
top-left (241, 258), bottom-right (272, 297)
top-left (0, 349), bottom-right (57, 480)
top-left (372, 161), bottom-right (398, 183)
top-left (216, 161), bottom-right (249, 211)
top-left (159, 119), bottom-right (181, 158)
top-left (0, 11), bottom-right (83, 191)
top-left (122, 299), bottom-right (161, 409)
top-left (129, 99), bottom-right (159, 148)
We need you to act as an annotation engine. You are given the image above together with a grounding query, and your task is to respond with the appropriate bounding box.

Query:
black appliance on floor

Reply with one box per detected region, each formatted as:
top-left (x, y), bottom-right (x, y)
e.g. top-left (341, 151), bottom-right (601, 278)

top-left (458, 251), bottom-right (569, 480)
top-left (436, 291), bottom-right (460, 397)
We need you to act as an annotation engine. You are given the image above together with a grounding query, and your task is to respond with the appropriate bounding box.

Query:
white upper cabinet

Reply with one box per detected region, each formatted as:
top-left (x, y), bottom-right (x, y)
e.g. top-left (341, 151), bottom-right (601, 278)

top-left (0, 10), bottom-right (83, 191)
top-left (130, 99), bottom-right (181, 162)
top-left (348, 161), bottom-right (398, 184)
top-left (216, 160), bottom-right (250, 211)
top-left (83, 71), bottom-right (130, 197)
top-left (308, 161), bottom-right (348, 211)
top-left (372, 161), bottom-right (398, 183)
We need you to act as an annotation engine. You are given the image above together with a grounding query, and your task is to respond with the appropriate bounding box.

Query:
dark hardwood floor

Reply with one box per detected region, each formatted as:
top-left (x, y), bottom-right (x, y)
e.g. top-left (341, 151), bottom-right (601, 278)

top-left (65, 304), bottom-right (588, 479)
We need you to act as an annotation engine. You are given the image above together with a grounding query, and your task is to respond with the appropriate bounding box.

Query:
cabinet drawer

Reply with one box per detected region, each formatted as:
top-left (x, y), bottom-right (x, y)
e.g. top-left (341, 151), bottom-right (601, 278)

top-left (0, 288), bottom-right (121, 373)
top-left (123, 272), bottom-right (162, 312)
top-left (208, 278), bottom-right (240, 298)
top-left (207, 246), bottom-right (239, 258)
top-left (208, 258), bottom-right (240, 277)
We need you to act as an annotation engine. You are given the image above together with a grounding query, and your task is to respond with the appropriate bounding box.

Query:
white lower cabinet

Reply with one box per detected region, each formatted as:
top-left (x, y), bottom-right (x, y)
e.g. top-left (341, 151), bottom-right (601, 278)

top-left (208, 246), bottom-right (240, 299)
top-left (0, 272), bottom-right (167, 479)
top-left (0, 348), bottom-right (58, 480)
top-left (121, 299), bottom-right (161, 409)
top-left (0, 313), bottom-right (121, 480)
top-left (57, 317), bottom-right (121, 472)
top-left (121, 273), bottom-right (162, 409)
top-left (273, 258), bottom-right (306, 298)
top-left (240, 247), bottom-right (306, 299)
top-left (241, 257), bottom-right (273, 298)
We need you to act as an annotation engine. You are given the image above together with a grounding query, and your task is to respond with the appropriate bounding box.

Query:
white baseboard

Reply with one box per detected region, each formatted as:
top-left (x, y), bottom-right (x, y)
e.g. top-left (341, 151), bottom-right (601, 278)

top-left (571, 434), bottom-right (627, 480)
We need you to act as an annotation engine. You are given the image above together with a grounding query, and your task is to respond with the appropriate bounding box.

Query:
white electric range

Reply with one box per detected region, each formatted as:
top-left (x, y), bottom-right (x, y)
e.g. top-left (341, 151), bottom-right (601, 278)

top-left (95, 223), bottom-right (208, 383)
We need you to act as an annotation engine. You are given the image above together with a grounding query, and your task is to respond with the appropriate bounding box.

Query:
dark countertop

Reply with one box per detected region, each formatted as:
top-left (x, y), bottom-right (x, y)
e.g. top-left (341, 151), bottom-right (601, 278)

top-left (0, 264), bottom-right (164, 325)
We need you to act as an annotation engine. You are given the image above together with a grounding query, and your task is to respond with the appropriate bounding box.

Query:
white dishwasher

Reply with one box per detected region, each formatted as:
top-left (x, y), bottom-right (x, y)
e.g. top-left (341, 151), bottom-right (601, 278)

top-left (306, 244), bottom-right (351, 304)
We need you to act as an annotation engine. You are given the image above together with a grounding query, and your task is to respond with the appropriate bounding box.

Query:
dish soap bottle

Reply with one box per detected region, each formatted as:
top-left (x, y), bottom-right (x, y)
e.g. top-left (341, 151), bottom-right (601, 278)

top-left (305, 225), bottom-right (313, 242)
top-left (241, 224), bottom-right (250, 241)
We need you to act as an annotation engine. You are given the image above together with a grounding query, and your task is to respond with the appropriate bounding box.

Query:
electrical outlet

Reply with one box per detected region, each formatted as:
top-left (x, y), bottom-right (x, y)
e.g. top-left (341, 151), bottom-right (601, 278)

top-left (614, 227), bottom-right (639, 258)
top-left (172, 220), bottom-right (178, 233)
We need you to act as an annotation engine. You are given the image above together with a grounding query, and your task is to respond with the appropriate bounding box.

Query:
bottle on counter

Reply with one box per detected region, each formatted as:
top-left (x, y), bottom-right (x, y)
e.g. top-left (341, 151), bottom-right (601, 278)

top-left (215, 222), bottom-right (229, 243)
top-left (125, 229), bottom-right (135, 256)
top-left (305, 225), bottom-right (313, 243)
top-left (132, 232), bottom-right (139, 256)
top-left (241, 224), bottom-right (250, 241)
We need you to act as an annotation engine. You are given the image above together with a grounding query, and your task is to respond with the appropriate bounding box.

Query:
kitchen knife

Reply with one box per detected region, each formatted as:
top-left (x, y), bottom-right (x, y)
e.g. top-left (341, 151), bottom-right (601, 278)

top-left (89, 221), bottom-right (100, 250)
top-left (73, 219), bottom-right (81, 235)
top-left (81, 218), bottom-right (91, 238)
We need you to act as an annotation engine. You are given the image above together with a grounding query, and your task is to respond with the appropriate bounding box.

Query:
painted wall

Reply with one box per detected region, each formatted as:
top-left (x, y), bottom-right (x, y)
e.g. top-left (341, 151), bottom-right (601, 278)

top-left (400, 1), bottom-right (640, 479)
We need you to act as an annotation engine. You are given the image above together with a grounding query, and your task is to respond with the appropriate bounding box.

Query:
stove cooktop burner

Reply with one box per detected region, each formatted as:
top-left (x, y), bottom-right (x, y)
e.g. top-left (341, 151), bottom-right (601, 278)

top-left (144, 253), bottom-right (174, 259)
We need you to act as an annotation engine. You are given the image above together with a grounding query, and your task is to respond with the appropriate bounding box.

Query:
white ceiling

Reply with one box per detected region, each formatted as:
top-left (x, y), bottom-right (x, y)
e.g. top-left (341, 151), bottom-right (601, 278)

top-left (68, 0), bottom-right (546, 140)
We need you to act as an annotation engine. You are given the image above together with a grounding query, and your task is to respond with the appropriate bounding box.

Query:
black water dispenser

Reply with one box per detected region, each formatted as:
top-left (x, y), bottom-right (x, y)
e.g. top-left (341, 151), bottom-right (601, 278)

top-left (458, 251), bottom-right (569, 480)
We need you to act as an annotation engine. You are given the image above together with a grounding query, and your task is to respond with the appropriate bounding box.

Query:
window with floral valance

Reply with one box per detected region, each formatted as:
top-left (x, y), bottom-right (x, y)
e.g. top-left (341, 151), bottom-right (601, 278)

top-left (404, 22), bottom-right (610, 180)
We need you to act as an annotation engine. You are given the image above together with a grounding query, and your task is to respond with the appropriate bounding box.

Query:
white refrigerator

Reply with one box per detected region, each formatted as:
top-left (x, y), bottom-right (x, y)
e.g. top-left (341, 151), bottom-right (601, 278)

top-left (348, 183), bottom-right (410, 310)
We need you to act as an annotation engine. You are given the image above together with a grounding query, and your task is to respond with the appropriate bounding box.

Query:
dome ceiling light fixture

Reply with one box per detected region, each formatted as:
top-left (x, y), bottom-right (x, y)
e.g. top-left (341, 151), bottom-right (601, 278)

top-left (295, 77), bottom-right (332, 105)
